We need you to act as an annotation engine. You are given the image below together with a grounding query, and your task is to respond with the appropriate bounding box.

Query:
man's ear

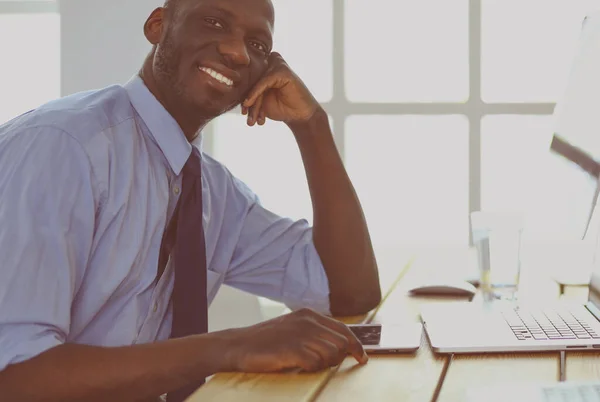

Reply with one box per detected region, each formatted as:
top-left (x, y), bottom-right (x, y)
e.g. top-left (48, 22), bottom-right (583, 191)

top-left (144, 7), bottom-right (165, 45)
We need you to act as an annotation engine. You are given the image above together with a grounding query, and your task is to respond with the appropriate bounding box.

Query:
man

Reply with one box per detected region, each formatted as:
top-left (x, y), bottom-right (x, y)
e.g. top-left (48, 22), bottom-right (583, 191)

top-left (0, 0), bottom-right (381, 400)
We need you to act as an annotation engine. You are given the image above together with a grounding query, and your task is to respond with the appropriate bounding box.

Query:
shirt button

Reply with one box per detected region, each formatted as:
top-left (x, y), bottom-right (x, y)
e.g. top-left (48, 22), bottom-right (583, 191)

top-left (173, 186), bottom-right (180, 195)
top-left (153, 302), bottom-right (159, 313)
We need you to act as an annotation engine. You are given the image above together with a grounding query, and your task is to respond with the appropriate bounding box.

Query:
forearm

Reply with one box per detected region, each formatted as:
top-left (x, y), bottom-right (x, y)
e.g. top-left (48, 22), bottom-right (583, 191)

top-left (288, 108), bottom-right (381, 316)
top-left (0, 334), bottom-right (229, 402)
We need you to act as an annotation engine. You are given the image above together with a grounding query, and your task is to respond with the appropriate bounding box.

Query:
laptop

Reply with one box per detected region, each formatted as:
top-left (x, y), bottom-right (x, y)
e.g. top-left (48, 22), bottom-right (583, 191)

top-left (420, 11), bottom-right (600, 354)
top-left (466, 381), bottom-right (600, 402)
top-left (421, 268), bottom-right (600, 353)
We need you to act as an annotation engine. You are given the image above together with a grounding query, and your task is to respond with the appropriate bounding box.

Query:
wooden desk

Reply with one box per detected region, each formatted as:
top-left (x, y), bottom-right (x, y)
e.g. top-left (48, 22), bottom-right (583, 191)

top-left (187, 248), bottom-right (599, 402)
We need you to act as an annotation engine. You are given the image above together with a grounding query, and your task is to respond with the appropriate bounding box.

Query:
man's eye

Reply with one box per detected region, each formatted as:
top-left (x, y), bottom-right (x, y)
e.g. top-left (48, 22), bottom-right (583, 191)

top-left (249, 41), bottom-right (268, 54)
top-left (204, 17), bottom-right (224, 29)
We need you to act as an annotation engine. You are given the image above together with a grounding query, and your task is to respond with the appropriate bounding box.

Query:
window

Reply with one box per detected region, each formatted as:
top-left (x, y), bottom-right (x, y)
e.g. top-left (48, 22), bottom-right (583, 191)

top-left (0, 1), bottom-right (60, 124)
top-left (482, 0), bottom-right (599, 103)
top-left (202, 0), bottom-right (600, 263)
top-left (345, 115), bottom-right (469, 247)
top-left (211, 115), bottom-right (314, 223)
top-left (345, 0), bottom-right (469, 103)
top-left (270, 0), bottom-right (333, 103)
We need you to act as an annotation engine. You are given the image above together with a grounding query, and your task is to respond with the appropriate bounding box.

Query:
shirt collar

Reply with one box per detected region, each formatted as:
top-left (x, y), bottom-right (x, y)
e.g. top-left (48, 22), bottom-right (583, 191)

top-left (124, 75), bottom-right (192, 176)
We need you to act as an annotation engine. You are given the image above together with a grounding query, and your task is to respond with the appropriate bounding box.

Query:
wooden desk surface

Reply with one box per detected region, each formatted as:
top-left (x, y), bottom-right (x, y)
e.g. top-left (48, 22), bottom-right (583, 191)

top-left (187, 248), bottom-right (600, 402)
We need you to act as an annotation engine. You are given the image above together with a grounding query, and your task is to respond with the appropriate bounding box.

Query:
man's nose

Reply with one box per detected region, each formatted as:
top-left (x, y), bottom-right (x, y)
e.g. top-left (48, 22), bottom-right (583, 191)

top-left (218, 36), bottom-right (251, 67)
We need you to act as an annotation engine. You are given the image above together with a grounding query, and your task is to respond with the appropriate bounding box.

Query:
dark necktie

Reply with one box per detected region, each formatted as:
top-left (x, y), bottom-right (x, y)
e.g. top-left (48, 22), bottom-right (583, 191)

top-left (161, 147), bottom-right (208, 402)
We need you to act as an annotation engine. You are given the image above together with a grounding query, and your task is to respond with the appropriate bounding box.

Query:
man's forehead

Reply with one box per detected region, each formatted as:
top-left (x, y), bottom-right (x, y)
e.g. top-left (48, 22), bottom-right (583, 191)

top-left (176, 0), bottom-right (275, 28)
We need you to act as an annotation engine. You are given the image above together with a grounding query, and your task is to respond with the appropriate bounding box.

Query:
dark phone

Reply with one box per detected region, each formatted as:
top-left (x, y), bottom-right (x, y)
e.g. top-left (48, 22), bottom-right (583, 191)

top-left (348, 323), bottom-right (382, 346)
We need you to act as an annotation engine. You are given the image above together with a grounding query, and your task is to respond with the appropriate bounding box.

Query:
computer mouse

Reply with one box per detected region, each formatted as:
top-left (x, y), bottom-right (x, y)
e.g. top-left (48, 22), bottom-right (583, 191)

top-left (408, 281), bottom-right (477, 297)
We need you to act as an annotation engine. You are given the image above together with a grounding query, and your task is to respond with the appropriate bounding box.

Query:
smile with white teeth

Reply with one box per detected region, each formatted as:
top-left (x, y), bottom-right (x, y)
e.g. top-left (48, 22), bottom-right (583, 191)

top-left (198, 66), bottom-right (234, 87)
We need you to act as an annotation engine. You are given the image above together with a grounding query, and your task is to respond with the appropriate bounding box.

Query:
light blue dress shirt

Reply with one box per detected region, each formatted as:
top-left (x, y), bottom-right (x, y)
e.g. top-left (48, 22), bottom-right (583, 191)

top-left (0, 76), bottom-right (330, 372)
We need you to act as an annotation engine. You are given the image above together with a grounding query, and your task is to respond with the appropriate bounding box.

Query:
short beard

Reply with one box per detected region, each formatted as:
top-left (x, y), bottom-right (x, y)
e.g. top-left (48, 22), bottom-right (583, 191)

top-left (153, 29), bottom-right (184, 99)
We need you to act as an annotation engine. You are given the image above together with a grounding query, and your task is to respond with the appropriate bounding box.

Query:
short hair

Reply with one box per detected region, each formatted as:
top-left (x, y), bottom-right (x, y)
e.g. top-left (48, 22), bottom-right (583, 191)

top-left (163, 0), bottom-right (183, 15)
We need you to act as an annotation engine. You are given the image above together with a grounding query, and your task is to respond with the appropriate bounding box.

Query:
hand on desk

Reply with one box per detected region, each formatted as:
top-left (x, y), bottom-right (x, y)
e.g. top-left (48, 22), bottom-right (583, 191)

top-left (220, 308), bottom-right (368, 373)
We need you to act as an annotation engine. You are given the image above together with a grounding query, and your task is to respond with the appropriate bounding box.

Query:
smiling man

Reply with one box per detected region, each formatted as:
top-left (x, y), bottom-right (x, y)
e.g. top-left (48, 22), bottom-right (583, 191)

top-left (0, 0), bottom-right (381, 400)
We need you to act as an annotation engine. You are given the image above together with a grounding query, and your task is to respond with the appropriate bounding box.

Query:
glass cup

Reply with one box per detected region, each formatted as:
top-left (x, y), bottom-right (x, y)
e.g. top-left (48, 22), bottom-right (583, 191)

top-left (470, 211), bottom-right (524, 302)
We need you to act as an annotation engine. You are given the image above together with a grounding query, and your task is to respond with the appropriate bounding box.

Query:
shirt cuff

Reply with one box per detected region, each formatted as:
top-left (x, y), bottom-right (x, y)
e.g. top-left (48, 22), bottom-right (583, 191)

top-left (281, 242), bottom-right (331, 315)
top-left (0, 331), bottom-right (63, 371)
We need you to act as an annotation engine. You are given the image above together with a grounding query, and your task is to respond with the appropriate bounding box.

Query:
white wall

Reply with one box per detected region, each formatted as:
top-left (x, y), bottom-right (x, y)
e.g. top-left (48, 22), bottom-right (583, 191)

top-left (58, 0), bottom-right (269, 331)
top-left (59, 0), bottom-right (160, 95)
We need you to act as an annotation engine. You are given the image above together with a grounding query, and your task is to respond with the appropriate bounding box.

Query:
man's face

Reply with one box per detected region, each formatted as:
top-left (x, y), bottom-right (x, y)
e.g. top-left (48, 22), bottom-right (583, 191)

top-left (153, 0), bottom-right (274, 117)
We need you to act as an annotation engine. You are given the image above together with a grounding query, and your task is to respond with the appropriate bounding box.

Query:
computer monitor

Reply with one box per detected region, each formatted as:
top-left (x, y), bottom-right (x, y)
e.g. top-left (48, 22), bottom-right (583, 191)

top-left (551, 11), bottom-right (600, 240)
top-left (550, 11), bottom-right (600, 293)
top-left (551, 11), bottom-right (600, 309)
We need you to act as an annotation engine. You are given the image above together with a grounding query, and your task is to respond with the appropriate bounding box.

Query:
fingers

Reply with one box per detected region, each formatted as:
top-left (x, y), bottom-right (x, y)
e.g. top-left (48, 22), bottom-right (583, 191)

top-left (241, 53), bottom-right (289, 125)
top-left (257, 104), bottom-right (266, 126)
top-left (247, 94), bottom-right (263, 126)
top-left (243, 76), bottom-right (273, 109)
top-left (304, 339), bottom-right (346, 371)
top-left (299, 309), bottom-right (368, 365)
top-left (323, 322), bottom-right (367, 365)
top-left (318, 325), bottom-right (350, 352)
top-left (312, 315), bottom-right (367, 364)
top-left (243, 72), bottom-right (288, 109)
top-left (296, 346), bottom-right (324, 372)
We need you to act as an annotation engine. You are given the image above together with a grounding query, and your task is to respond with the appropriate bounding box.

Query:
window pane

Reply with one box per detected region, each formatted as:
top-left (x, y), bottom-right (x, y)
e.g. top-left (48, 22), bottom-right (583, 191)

top-left (345, 0), bottom-right (469, 103)
top-left (481, 116), bottom-right (597, 241)
top-left (0, 13), bottom-right (60, 124)
top-left (272, 0), bottom-right (332, 103)
top-left (345, 116), bottom-right (470, 248)
top-left (207, 115), bottom-right (313, 223)
top-left (482, 0), bottom-right (599, 103)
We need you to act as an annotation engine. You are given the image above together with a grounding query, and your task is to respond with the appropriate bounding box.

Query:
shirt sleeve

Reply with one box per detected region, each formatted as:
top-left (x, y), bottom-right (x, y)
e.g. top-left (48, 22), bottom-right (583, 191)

top-left (221, 176), bottom-right (331, 315)
top-left (0, 126), bottom-right (96, 371)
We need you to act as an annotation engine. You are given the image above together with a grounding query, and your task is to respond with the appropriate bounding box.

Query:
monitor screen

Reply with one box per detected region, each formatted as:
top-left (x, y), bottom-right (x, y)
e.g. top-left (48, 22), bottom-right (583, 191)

top-left (551, 11), bottom-right (600, 242)
top-left (550, 11), bottom-right (600, 310)
top-left (587, 198), bottom-right (600, 310)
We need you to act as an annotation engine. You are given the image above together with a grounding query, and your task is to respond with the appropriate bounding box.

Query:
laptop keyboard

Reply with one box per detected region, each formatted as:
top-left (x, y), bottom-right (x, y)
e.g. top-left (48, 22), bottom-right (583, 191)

top-left (542, 383), bottom-right (600, 402)
top-left (502, 307), bottom-right (600, 341)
